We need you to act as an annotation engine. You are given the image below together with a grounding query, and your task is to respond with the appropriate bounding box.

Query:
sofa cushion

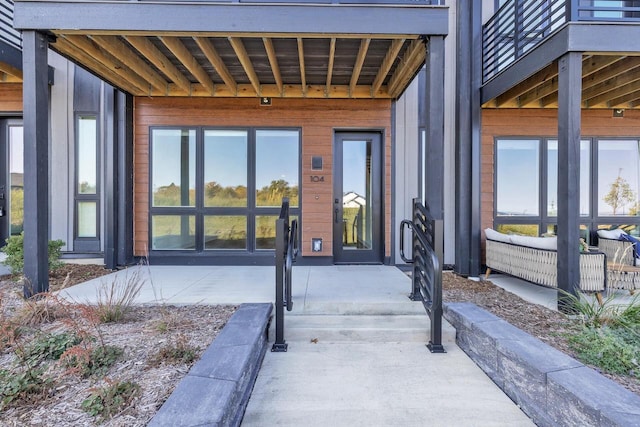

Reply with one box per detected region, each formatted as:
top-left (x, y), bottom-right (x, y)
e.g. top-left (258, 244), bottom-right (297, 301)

top-left (597, 228), bottom-right (627, 239)
top-left (510, 234), bottom-right (557, 250)
top-left (484, 228), bottom-right (512, 243)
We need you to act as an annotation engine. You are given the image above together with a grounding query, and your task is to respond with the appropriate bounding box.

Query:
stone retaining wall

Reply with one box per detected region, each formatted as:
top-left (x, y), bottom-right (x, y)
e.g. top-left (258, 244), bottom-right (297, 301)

top-left (444, 302), bottom-right (640, 427)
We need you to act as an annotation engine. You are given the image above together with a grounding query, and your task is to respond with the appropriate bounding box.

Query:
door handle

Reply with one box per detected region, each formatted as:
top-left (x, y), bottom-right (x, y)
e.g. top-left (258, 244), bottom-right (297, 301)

top-left (334, 208), bottom-right (339, 224)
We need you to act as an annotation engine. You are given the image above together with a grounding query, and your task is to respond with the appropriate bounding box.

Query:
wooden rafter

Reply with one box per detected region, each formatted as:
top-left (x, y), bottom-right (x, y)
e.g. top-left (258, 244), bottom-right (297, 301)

top-left (160, 36), bottom-right (216, 96)
top-left (326, 38), bottom-right (336, 96)
top-left (297, 38), bottom-right (307, 96)
top-left (124, 35), bottom-right (191, 93)
top-left (387, 39), bottom-right (424, 98)
top-left (349, 38), bottom-right (370, 97)
top-left (0, 62), bottom-right (23, 81)
top-left (517, 74), bottom-right (560, 107)
top-left (229, 37), bottom-right (260, 96)
top-left (581, 64), bottom-right (640, 102)
top-left (495, 63), bottom-right (558, 107)
top-left (0, 71), bottom-right (21, 83)
top-left (263, 38), bottom-right (283, 95)
top-left (609, 88), bottom-right (640, 107)
top-left (194, 37), bottom-right (237, 95)
top-left (90, 35), bottom-right (169, 94)
top-left (62, 35), bottom-right (152, 95)
top-left (54, 37), bottom-right (144, 95)
top-left (371, 39), bottom-right (404, 97)
top-left (582, 55), bottom-right (626, 81)
top-left (586, 69), bottom-right (640, 106)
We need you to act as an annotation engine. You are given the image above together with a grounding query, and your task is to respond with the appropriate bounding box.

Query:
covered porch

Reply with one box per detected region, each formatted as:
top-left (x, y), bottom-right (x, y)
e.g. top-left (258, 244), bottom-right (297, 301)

top-left (14, 0), bottom-right (449, 295)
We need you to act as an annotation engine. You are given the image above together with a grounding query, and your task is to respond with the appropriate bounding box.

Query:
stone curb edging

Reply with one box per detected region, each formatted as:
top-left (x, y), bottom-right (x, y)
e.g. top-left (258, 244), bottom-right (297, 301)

top-left (443, 302), bottom-right (640, 427)
top-left (149, 303), bottom-right (273, 427)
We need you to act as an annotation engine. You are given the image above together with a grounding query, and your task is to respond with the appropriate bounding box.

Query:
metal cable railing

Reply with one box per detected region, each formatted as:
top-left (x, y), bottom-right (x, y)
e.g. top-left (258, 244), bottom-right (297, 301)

top-left (483, 0), bottom-right (640, 83)
top-left (1, 0), bottom-right (21, 50)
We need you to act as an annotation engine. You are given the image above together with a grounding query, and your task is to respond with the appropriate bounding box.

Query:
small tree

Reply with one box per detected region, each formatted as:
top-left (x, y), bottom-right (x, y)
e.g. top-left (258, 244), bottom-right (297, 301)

top-left (604, 172), bottom-right (636, 215)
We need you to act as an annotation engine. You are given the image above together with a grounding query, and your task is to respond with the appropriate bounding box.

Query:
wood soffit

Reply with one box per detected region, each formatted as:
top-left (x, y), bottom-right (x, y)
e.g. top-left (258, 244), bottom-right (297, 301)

top-left (48, 31), bottom-right (427, 99)
top-left (483, 54), bottom-right (640, 110)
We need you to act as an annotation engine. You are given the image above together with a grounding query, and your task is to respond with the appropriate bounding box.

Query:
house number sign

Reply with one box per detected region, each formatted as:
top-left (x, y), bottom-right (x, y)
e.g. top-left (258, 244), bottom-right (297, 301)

top-left (310, 175), bottom-right (325, 182)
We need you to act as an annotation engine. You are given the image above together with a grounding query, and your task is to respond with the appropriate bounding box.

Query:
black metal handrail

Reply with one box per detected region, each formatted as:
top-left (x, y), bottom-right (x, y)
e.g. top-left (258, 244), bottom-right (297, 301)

top-left (272, 197), bottom-right (298, 352)
top-left (483, 0), bottom-right (640, 83)
top-left (399, 198), bottom-right (445, 353)
top-left (1, 0), bottom-right (21, 50)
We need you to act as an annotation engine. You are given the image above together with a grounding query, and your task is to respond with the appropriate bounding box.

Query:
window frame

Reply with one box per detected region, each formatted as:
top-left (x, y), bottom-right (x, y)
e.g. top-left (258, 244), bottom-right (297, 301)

top-left (148, 126), bottom-right (301, 253)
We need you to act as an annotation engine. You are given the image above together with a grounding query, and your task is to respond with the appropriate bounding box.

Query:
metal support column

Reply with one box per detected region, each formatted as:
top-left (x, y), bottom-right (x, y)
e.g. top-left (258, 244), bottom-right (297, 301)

top-left (22, 30), bottom-right (50, 297)
top-left (104, 86), bottom-right (117, 270)
top-left (117, 92), bottom-right (134, 266)
top-left (557, 51), bottom-right (583, 310)
top-left (455, 0), bottom-right (482, 277)
top-left (424, 35), bottom-right (445, 261)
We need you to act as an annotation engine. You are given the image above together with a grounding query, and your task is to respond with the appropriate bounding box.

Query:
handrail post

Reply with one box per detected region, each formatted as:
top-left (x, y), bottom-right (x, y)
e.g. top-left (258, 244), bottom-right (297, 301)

top-left (272, 198), bottom-right (289, 352)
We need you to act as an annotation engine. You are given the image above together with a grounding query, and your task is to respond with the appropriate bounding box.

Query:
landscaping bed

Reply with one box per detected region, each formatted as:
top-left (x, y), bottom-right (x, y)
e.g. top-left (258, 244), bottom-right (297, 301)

top-left (0, 265), bottom-right (236, 426)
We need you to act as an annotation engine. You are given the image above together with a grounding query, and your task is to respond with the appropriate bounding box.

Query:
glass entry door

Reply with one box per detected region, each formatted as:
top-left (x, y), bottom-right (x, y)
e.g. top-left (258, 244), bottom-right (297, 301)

top-left (0, 120), bottom-right (23, 247)
top-left (333, 132), bottom-right (383, 263)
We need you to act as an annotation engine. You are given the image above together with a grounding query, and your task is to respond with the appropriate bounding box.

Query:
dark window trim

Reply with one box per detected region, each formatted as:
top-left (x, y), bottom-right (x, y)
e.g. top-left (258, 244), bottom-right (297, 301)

top-left (148, 126), bottom-right (301, 254)
top-left (493, 135), bottom-right (640, 244)
top-left (73, 113), bottom-right (100, 246)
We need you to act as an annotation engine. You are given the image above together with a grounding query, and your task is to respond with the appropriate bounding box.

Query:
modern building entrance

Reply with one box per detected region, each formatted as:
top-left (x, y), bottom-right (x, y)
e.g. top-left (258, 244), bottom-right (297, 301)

top-left (0, 119), bottom-right (23, 246)
top-left (333, 131), bottom-right (383, 263)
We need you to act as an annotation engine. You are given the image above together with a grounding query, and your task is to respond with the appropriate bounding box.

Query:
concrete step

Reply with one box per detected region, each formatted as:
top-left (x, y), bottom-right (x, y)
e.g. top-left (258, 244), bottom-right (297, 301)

top-left (270, 314), bottom-right (437, 343)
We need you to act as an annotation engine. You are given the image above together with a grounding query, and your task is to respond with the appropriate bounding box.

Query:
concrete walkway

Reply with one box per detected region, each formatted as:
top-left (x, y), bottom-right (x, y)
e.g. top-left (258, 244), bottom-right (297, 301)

top-left (60, 265), bottom-right (534, 426)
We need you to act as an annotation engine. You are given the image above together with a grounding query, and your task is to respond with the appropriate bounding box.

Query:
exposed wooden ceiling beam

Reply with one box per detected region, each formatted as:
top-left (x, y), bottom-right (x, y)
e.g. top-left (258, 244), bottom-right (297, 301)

top-left (90, 35), bottom-right (169, 94)
top-left (160, 36), bottom-right (216, 96)
top-left (326, 38), bottom-right (336, 96)
top-left (297, 38), bottom-right (307, 96)
top-left (0, 62), bottom-right (23, 81)
top-left (582, 55), bottom-right (627, 81)
top-left (228, 37), bottom-right (261, 96)
top-left (194, 37), bottom-right (238, 95)
top-left (582, 57), bottom-right (640, 91)
top-left (62, 35), bottom-right (152, 95)
top-left (587, 70), bottom-right (640, 106)
top-left (387, 39), bottom-right (424, 98)
top-left (609, 89), bottom-right (640, 107)
top-left (495, 62), bottom-right (558, 107)
top-left (263, 37), bottom-right (283, 95)
top-left (169, 83), bottom-right (393, 98)
top-left (349, 38), bottom-right (370, 97)
top-left (58, 30), bottom-right (417, 40)
top-left (581, 64), bottom-right (640, 103)
top-left (517, 75), bottom-right (559, 107)
top-left (371, 39), bottom-right (405, 97)
top-left (54, 36), bottom-right (144, 95)
top-left (124, 35), bottom-right (191, 94)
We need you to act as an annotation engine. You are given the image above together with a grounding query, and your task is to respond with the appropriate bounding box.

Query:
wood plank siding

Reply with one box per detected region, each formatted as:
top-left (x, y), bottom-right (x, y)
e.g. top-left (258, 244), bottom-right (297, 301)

top-left (481, 108), bottom-right (640, 257)
top-left (0, 83), bottom-right (23, 112)
top-left (134, 97), bottom-right (392, 258)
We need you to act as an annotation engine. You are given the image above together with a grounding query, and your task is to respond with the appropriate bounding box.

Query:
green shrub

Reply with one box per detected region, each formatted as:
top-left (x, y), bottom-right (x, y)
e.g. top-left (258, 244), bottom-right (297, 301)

top-left (19, 332), bottom-right (82, 366)
top-left (62, 344), bottom-right (123, 378)
top-left (149, 334), bottom-right (200, 366)
top-left (0, 367), bottom-right (53, 409)
top-left (569, 326), bottom-right (640, 377)
top-left (81, 380), bottom-right (140, 420)
top-left (1, 233), bottom-right (65, 274)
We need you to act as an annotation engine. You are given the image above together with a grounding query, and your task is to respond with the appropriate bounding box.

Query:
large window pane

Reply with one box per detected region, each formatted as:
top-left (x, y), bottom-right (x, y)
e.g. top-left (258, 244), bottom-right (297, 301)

top-left (598, 140), bottom-right (640, 216)
top-left (77, 201), bottom-right (97, 238)
top-left (151, 215), bottom-right (196, 250)
top-left (496, 139), bottom-right (539, 216)
top-left (152, 129), bottom-right (196, 207)
top-left (547, 140), bottom-right (590, 217)
top-left (9, 125), bottom-right (23, 236)
top-left (77, 116), bottom-right (97, 194)
top-left (204, 130), bottom-right (248, 207)
top-left (204, 216), bottom-right (247, 250)
top-left (255, 215), bottom-right (298, 250)
top-left (255, 130), bottom-right (299, 207)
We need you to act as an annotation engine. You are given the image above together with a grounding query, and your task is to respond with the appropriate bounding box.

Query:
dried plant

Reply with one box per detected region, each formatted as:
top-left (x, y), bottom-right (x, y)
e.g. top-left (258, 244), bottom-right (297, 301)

top-left (93, 265), bottom-right (145, 323)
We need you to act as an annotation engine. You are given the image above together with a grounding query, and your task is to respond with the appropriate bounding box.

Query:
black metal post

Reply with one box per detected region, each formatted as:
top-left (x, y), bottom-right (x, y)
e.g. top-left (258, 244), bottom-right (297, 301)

top-left (557, 51), bottom-right (582, 312)
top-left (455, 0), bottom-right (482, 277)
top-left (22, 30), bottom-right (50, 297)
top-left (104, 86), bottom-right (117, 270)
top-left (117, 92), bottom-right (134, 266)
top-left (272, 198), bottom-right (289, 352)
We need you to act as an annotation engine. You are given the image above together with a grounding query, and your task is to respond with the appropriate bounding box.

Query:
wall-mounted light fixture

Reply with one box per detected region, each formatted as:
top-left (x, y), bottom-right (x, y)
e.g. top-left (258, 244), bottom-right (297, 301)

top-left (260, 97), bottom-right (272, 106)
top-left (312, 238), bottom-right (323, 252)
top-left (613, 108), bottom-right (624, 118)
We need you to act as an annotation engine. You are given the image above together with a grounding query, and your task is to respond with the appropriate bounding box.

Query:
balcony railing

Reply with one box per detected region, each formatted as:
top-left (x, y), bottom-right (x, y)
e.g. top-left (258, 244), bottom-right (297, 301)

top-left (1, 0), bottom-right (20, 50)
top-left (483, 0), bottom-right (640, 83)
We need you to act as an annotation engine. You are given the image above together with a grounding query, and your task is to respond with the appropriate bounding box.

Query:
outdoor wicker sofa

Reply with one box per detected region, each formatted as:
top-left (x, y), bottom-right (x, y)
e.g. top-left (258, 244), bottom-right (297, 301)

top-left (484, 229), bottom-right (606, 297)
top-left (597, 229), bottom-right (640, 294)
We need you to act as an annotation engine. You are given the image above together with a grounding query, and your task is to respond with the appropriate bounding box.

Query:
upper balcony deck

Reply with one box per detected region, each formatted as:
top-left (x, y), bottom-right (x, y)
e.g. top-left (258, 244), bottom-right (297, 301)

top-left (483, 0), bottom-right (640, 84)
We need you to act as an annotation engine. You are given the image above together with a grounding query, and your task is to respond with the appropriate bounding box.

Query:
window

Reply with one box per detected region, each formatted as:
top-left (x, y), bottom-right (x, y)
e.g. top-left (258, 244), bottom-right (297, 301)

top-left (150, 127), bottom-right (300, 253)
top-left (75, 115), bottom-right (99, 247)
top-left (494, 137), bottom-right (640, 245)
